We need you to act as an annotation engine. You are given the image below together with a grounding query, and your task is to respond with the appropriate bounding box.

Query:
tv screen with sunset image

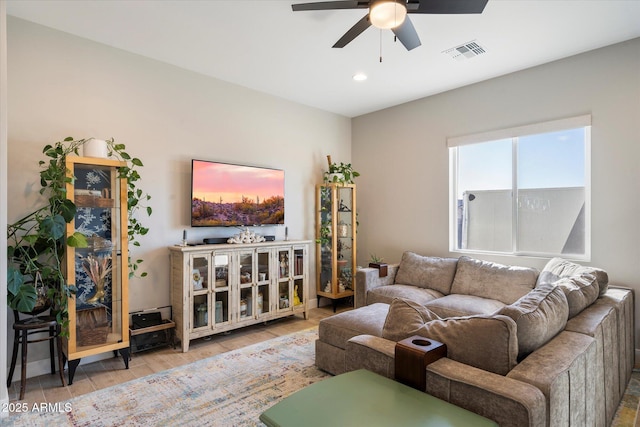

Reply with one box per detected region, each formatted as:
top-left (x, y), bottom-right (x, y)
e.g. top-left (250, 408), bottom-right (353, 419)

top-left (191, 160), bottom-right (285, 227)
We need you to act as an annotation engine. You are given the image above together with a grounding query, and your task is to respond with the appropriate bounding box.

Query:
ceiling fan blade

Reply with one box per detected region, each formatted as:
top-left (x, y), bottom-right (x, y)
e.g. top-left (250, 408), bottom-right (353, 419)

top-left (292, 1), bottom-right (366, 11)
top-left (392, 16), bottom-right (421, 51)
top-left (333, 14), bottom-right (372, 48)
top-left (407, 0), bottom-right (489, 14)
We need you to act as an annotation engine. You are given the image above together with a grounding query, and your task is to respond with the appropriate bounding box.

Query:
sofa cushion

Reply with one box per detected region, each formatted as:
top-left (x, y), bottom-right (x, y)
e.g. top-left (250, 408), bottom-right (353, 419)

top-left (394, 252), bottom-right (458, 294)
top-left (496, 282), bottom-right (569, 360)
top-left (553, 273), bottom-right (599, 319)
top-left (381, 298), bottom-right (518, 375)
top-left (536, 258), bottom-right (601, 318)
top-left (537, 257), bottom-right (609, 296)
top-left (381, 298), bottom-right (441, 342)
top-left (416, 315), bottom-right (518, 376)
top-left (318, 303), bottom-right (390, 350)
top-left (425, 294), bottom-right (506, 318)
top-left (450, 256), bottom-right (538, 304)
top-left (367, 284), bottom-right (443, 306)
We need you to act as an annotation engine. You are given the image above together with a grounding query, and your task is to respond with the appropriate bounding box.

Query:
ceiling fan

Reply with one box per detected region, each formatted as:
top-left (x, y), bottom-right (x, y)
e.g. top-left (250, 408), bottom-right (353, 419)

top-left (291, 0), bottom-right (489, 51)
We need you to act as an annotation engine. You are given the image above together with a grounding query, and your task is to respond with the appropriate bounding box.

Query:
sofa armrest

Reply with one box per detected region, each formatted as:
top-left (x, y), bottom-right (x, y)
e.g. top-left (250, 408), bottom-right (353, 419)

top-left (427, 358), bottom-right (546, 427)
top-left (355, 264), bottom-right (399, 308)
top-left (345, 334), bottom-right (396, 378)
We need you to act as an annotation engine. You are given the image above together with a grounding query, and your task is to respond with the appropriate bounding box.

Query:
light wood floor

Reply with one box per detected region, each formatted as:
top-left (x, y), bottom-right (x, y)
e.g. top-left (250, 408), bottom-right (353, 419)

top-left (7, 304), bottom-right (350, 414)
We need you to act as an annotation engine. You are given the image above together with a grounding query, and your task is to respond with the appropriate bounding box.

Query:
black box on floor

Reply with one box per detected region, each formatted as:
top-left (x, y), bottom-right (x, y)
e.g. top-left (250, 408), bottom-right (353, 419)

top-left (132, 328), bottom-right (168, 352)
top-left (129, 306), bottom-right (176, 353)
top-left (132, 311), bottom-right (162, 329)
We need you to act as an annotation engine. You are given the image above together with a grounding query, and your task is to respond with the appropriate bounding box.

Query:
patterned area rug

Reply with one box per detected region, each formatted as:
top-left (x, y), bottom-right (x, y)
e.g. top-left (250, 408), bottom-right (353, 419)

top-left (6, 328), bottom-right (328, 426)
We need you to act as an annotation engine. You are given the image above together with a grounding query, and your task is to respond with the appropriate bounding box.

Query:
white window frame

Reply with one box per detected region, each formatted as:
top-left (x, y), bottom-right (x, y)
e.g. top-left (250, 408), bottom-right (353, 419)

top-left (448, 115), bottom-right (591, 261)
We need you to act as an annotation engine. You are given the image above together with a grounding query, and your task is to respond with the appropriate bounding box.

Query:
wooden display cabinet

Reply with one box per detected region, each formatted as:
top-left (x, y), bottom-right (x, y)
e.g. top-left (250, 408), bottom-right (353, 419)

top-left (316, 183), bottom-right (357, 310)
top-left (63, 156), bottom-right (130, 384)
top-left (169, 240), bottom-right (310, 352)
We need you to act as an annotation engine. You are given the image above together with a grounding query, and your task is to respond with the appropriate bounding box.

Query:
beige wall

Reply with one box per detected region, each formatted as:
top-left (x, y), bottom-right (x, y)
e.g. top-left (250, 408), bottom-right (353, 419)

top-left (353, 37), bottom-right (640, 342)
top-left (6, 17), bottom-right (351, 370)
top-left (1, 0), bottom-right (10, 410)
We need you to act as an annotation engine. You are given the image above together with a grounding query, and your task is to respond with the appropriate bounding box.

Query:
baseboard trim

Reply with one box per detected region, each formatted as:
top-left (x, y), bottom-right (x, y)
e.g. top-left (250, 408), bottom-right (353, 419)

top-left (13, 301), bottom-right (324, 382)
top-left (11, 351), bottom-right (115, 382)
top-left (0, 395), bottom-right (8, 419)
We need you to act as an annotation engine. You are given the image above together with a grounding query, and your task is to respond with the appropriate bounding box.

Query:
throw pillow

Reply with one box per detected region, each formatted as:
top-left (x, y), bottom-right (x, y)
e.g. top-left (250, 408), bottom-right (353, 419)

top-left (537, 257), bottom-right (609, 296)
top-left (450, 256), bottom-right (538, 304)
top-left (381, 298), bottom-right (441, 342)
top-left (497, 282), bottom-right (569, 360)
top-left (382, 298), bottom-right (518, 375)
top-left (415, 315), bottom-right (518, 375)
top-left (537, 258), bottom-right (604, 317)
top-left (394, 252), bottom-right (458, 295)
top-left (553, 273), bottom-right (599, 318)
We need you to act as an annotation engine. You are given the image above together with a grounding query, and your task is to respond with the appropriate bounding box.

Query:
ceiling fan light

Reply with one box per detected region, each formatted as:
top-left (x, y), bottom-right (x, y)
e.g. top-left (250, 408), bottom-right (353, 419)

top-left (370, 1), bottom-right (407, 30)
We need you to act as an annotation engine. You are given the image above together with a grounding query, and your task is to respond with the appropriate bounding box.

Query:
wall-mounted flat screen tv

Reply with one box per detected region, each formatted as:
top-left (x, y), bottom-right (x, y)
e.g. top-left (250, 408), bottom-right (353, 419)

top-left (191, 159), bottom-right (285, 227)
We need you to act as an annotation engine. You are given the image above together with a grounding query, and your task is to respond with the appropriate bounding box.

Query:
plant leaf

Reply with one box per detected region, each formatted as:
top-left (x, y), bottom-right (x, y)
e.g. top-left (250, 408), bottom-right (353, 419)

top-left (67, 232), bottom-right (88, 248)
top-left (58, 199), bottom-right (77, 223)
top-left (10, 284), bottom-right (38, 312)
top-left (7, 266), bottom-right (24, 296)
top-left (40, 215), bottom-right (67, 240)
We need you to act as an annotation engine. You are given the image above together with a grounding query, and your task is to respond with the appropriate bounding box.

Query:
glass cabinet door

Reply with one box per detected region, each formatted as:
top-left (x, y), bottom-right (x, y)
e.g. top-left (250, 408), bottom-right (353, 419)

top-left (238, 251), bottom-right (254, 286)
top-left (213, 254), bottom-right (230, 289)
top-left (292, 246), bottom-right (305, 308)
top-left (191, 255), bottom-right (209, 291)
top-left (277, 248), bottom-right (290, 279)
top-left (213, 253), bottom-right (230, 324)
top-left (192, 294), bottom-right (210, 329)
top-left (190, 254), bottom-right (210, 331)
top-left (256, 249), bottom-right (272, 317)
top-left (69, 159), bottom-right (128, 353)
top-left (277, 248), bottom-right (292, 312)
top-left (317, 186), bottom-right (333, 294)
top-left (237, 251), bottom-right (255, 321)
top-left (336, 186), bottom-right (355, 293)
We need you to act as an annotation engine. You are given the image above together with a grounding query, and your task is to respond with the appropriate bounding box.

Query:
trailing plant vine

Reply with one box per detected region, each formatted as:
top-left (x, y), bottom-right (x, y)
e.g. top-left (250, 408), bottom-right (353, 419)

top-left (7, 136), bottom-right (151, 333)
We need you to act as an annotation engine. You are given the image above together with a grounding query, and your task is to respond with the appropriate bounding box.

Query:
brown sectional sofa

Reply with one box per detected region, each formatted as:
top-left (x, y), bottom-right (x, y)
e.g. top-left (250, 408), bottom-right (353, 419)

top-left (315, 252), bottom-right (634, 427)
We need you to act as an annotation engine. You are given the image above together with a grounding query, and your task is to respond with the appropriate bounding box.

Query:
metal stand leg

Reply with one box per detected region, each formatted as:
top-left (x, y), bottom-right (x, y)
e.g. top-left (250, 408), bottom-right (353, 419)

top-left (19, 330), bottom-right (28, 400)
top-left (6, 330), bottom-right (19, 388)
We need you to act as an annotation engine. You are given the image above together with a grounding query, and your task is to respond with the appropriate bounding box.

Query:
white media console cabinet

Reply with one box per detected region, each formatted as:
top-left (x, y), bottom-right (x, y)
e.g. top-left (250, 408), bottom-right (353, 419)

top-left (169, 240), bottom-right (311, 352)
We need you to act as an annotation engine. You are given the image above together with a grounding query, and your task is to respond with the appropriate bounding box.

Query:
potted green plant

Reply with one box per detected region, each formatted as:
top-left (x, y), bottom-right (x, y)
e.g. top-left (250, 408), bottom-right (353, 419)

top-left (323, 155), bottom-right (360, 185)
top-left (369, 254), bottom-right (388, 277)
top-left (7, 136), bottom-right (151, 333)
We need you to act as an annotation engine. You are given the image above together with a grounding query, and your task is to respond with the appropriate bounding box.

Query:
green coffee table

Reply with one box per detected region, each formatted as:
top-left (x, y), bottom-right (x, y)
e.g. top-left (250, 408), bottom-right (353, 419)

top-left (260, 369), bottom-right (497, 427)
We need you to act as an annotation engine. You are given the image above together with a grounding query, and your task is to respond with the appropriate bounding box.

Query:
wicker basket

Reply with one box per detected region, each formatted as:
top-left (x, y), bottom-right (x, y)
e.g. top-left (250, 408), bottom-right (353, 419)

top-left (76, 306), bottom-right (110, 346)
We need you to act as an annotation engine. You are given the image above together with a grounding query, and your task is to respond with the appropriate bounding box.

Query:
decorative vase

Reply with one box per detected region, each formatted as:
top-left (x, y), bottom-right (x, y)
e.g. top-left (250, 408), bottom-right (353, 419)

top-left (337, 221), bottom-right (348, 237)
top-left (86, 279), bottom-right (106, 304)
top-left (83, 138), bottom-right (109, 158)
top-left (327, 173), bottom-right (344, 183)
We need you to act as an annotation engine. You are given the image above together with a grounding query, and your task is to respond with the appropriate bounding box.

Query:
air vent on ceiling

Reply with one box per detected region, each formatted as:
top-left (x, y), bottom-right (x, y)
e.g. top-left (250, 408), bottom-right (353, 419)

top-left (443, 40), bottom-right (486, 61)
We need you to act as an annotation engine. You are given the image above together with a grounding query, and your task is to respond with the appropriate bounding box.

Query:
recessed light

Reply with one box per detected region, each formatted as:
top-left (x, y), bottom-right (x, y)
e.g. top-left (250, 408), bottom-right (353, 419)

top-left (353, 73), bottom-right (367, 82)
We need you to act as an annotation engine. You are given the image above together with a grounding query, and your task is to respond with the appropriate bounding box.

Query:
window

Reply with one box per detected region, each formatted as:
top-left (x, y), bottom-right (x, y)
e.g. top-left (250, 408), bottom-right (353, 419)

top-left (449, 115), bottom-right (591, 260)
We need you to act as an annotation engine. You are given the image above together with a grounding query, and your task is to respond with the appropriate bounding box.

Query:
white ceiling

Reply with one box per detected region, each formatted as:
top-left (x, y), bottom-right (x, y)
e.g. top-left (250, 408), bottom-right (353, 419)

top-left (6, 0), bottom-right (640, 117)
